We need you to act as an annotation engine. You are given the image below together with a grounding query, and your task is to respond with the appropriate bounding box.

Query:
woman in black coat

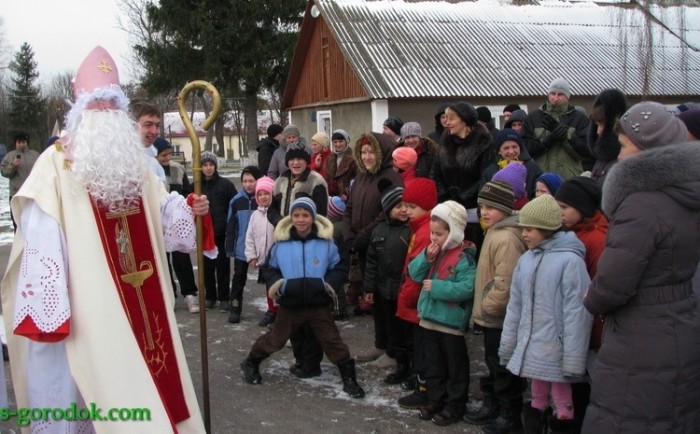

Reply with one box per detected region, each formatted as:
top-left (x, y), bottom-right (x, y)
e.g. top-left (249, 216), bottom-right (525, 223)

top-left (587, 89), bottom-right (628, 186)
top-left (583, 102), bottom-right (700, 433)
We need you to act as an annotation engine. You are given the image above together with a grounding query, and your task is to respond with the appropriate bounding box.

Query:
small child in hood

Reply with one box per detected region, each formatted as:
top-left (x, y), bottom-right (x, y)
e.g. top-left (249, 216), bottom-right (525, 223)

top-left (240, 197), bottom-right (365, 399)
top-left (409, 200), bottom-right (476, 426)
top-left (244, 176), bottom-right (278, 327)
top-left (499, 195), bottom-right (592, 433)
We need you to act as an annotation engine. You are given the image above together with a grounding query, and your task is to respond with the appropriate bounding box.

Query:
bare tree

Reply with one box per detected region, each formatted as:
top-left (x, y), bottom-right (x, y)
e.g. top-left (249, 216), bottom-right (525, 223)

top-left (116, 0), bottom-right (157, 82)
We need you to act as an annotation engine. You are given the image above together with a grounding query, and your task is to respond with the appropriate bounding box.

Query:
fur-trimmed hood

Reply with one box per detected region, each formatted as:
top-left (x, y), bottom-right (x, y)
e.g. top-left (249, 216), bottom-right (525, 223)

top-left (602, 141), bottom-right (700, 216)
top-left (273, 214), bottom-right (334, 241)
top-left (353, 132), bottom-right (397, 175)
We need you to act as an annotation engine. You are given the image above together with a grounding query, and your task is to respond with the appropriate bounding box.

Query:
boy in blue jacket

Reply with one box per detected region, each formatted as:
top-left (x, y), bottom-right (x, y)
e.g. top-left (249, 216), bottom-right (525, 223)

top-left (409, 200), bottom-right (476, 426)
top-left (225, 166), bottom-right (262, 323)
top-left (240, 197), bottom-right (365, 398)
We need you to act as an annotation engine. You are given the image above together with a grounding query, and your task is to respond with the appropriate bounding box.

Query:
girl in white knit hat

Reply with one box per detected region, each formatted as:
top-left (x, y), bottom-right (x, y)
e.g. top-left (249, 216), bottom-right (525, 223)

top-left (407, 200), bottom-right (476, 426)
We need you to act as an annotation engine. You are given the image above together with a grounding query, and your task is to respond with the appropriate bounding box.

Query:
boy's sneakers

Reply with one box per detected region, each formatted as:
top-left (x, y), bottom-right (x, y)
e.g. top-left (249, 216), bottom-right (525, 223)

top-left (204, 299), bottom-right (217, 310)
top-left (258, 312), bottom-right (276, 327)
top-left (219, 300), bottom-right (231, 313)
top-left (185, 295), bottom-right (200, 314)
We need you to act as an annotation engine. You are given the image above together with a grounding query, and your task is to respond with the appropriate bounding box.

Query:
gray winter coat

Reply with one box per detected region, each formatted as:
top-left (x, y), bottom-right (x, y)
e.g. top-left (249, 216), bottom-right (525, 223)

top-left (499, 230), bottom-right (592, 382)
top-left (583, 142), bottom-right (700, 434)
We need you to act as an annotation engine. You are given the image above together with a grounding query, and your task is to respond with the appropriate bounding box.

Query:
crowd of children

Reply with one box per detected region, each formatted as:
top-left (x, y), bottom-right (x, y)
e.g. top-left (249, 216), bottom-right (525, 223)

top-left (198, 95), bottom-right (699, 432)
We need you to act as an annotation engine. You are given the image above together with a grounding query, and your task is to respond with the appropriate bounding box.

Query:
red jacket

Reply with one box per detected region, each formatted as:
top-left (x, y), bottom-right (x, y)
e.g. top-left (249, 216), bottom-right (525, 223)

top-left (571, 210), bottom-right (608, 278)
top-left (396, 212), bottom-right (433, 324)
top-left (310, 149), bottom-right (332, 179)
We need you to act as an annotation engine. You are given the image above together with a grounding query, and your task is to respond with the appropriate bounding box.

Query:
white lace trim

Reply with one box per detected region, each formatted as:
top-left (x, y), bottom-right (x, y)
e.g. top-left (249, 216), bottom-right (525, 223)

top-left (14, 202), bottom-right (71, 334)
top-left (161, 192), bottom-right (218, 259)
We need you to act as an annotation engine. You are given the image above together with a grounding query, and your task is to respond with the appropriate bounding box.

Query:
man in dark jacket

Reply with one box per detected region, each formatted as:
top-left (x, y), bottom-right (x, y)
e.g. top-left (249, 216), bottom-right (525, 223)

top-left (201, 151), bottom-right (238, 310)
top-left (522, 78), bottom-right (591, 179)
top-left (257, 124), bottom-right (283, 174)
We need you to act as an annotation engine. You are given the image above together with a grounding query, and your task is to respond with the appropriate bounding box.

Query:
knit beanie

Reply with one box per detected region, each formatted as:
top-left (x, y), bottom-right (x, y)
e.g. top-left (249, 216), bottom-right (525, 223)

top-left (518, 195), bottom-right (562, 231)
top-left (267, 124), bottom-right (284, 139)
top-left (400, 122), bottom-right (422, 139)
top-left (403, 178), bottom-right (437, 212)
top-left (383, 116), bottom-right (404, 136)
top-left (492, 162), bottom-right (527, 199)
top-left (476, 106), bottom-right (492, 123)
top-left (478, 181), bottom-right (515, 216)
top-left (505, 110), bottom-right (528, 128)
top-left (619, 102), bottom-right (688, 150)
top-left (201, 151), bottom-right (218, 168)
top-left (286, 147), bottom-right (311, 164)
top-left (311, 132), bottom-right (330, 150)
top-left (331, 129), bottom-right (350, 143)
top-left (241, 165), bottom-right (262, 181)
top-left (290, 197), bottom-right (316, 220)
top-left (431, 200), bottom-right (468, 250)
top-left (378, 178), bottom-right (404, 214)
top-left (392, 146), bottom-right (418, 171)
top-left (327, 196), bottom-right (347, 219)
top-left (447, 101), bottom-right (478, 127)
top-left (503, 103), bottom-right (521, 114)
top-left (555, 176), bottom-right (601, 218)
top-left (281, 124), bottom-right (301, 143)
top-left (494, 128), bottom-right (524, 151)
top-left (536, 172), bottom-right (563, 195)
top-left (677, 108), bottom-right (700, 140)
top-left (255, 176), bottom-right (275, 196)
top-left (549, 78), bottom-right (572, 98)
top-left (153, 137), bottom-right (172, 155)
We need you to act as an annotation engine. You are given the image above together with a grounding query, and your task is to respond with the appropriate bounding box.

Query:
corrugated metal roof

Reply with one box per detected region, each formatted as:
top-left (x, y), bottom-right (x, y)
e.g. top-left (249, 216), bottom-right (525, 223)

top-left (314, 0), bottom-right (700, 97)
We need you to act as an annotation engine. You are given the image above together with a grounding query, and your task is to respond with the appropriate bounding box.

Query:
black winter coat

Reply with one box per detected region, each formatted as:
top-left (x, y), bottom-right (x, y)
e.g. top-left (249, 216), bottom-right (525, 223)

top-left (363, 218), bottom-right (411, 300)
top-left (583, 142), bottom-right (700, 433)
top-left (201, 172), bottom-right (237, 236)
top-left (587, 89), bottom-right (628, 186)
top-left (430, 124), bottom-right (494, 209)
top-left (257, 137), bottom-right (278, 175)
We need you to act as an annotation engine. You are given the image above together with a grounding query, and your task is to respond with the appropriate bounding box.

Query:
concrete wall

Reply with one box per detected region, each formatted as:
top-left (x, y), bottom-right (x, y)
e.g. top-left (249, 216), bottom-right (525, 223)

top-left (289, 100), bottom-right (373, 146)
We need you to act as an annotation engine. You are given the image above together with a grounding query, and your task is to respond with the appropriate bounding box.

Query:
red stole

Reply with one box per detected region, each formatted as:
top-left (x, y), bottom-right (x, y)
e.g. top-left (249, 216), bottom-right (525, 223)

top-left (91, 200), bottom-right (190, 427)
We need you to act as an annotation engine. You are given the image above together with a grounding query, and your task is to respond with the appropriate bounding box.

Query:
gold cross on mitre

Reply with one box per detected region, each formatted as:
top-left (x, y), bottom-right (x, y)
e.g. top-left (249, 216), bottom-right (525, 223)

top-left (97, 60), bottom-right (113, 74)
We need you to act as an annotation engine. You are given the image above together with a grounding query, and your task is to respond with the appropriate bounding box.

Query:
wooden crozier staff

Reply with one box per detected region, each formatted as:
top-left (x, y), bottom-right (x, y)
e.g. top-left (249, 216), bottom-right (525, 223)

top-left (177, 80), bottom-right (221, 434)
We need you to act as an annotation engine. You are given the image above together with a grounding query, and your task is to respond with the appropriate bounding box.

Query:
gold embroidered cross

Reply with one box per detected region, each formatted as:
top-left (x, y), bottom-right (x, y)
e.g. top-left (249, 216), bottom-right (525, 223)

top-left (97, 60), bottom-right (113, 73)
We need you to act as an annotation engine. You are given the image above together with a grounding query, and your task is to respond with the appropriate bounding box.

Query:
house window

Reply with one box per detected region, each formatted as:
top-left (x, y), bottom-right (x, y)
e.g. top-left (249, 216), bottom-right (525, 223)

top-left (317, 110), bottom-right (332, 135)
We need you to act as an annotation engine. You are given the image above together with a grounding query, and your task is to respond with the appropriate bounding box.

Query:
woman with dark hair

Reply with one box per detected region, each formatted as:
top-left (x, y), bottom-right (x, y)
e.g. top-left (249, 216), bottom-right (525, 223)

top-left (587, 89), bottom-right (628, 186)
top-left (583, 102), bottom-right (700, 433)
top-left (430, 101), bottom-right (494, 252)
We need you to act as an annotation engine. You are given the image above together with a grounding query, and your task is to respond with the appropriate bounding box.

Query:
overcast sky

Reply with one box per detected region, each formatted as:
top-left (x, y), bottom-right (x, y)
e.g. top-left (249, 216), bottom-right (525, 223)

top-left (0, 0), bottom-right (134, 84)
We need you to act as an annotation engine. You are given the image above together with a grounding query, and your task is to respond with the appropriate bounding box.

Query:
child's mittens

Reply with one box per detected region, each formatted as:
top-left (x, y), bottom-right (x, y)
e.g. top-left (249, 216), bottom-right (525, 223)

top-left (268, 279), bottom-right (285, 302)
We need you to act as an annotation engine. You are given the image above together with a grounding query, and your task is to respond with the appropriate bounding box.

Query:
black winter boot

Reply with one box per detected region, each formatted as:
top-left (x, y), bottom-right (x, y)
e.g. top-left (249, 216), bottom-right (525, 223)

top-left (482, 405), bottom-right (523, 434)
top-left (240, 353), bottom-right (267, 384)
top-left (522, 403), bottom-right (549, 434)
top-left (337, 359), bottom-right (365, 398)
top-left (384, 351), bottom-right (412, 385)
top-left (398, 374), bottom-right (428, 409)
top-left (227, 301), bottom-right (242, 324)
top-left (547, 415), bottom-right (578, 434)
top-left (463, 392), bottom-right (499, 425)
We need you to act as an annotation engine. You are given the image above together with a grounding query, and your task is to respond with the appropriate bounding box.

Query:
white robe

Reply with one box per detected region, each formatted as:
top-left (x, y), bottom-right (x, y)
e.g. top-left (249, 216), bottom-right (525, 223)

top-left (1, 146), bottom-right (205, 434)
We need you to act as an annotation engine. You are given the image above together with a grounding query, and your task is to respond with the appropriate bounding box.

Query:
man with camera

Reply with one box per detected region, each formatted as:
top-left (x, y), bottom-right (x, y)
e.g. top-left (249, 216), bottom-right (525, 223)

top-left (0, 132), bottom-right (40, 229)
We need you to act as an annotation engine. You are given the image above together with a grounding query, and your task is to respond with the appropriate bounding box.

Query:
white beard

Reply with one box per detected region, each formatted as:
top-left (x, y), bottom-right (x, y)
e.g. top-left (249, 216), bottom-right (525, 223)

top-left (68, 110), bottom-right (150, 212)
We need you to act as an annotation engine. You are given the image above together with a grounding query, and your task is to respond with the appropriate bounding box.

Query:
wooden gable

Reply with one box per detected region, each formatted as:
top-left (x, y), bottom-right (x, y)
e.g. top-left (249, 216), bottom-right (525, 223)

top-left (282, 7), bottom-right (367, 110)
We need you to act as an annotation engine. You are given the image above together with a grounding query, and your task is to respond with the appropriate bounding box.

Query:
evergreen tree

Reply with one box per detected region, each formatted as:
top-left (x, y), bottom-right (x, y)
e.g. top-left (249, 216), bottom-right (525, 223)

top-left (136, 0), bottom-right (305, 153)
top-left (8, 42), bottom-right (45, 150)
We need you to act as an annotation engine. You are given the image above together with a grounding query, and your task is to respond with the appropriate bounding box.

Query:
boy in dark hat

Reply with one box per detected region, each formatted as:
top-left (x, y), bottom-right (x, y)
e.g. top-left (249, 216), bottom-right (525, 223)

top-left (0, 131), bottom-right (40, 229)
top-left (465, 181), bottom-right (528, 432)
top-left (383, 116), bottom-right (404, 142)
top-left (201, 151), bottom-right (238, 310)
top-left (362, 179), bottom-right (411, 384)
top-left (257, 123), bottom-right (283, 174)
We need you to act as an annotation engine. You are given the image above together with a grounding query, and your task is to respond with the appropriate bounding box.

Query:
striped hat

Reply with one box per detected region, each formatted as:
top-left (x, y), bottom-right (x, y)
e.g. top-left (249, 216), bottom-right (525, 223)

top-left (478, 181), bottom-right (515, 215)
top-left (290, 197), bottom-right (317, 220)
top-left (327, 196), bottom-right (346, 219)
top-left (378, 178), bottom-right (404, 213)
